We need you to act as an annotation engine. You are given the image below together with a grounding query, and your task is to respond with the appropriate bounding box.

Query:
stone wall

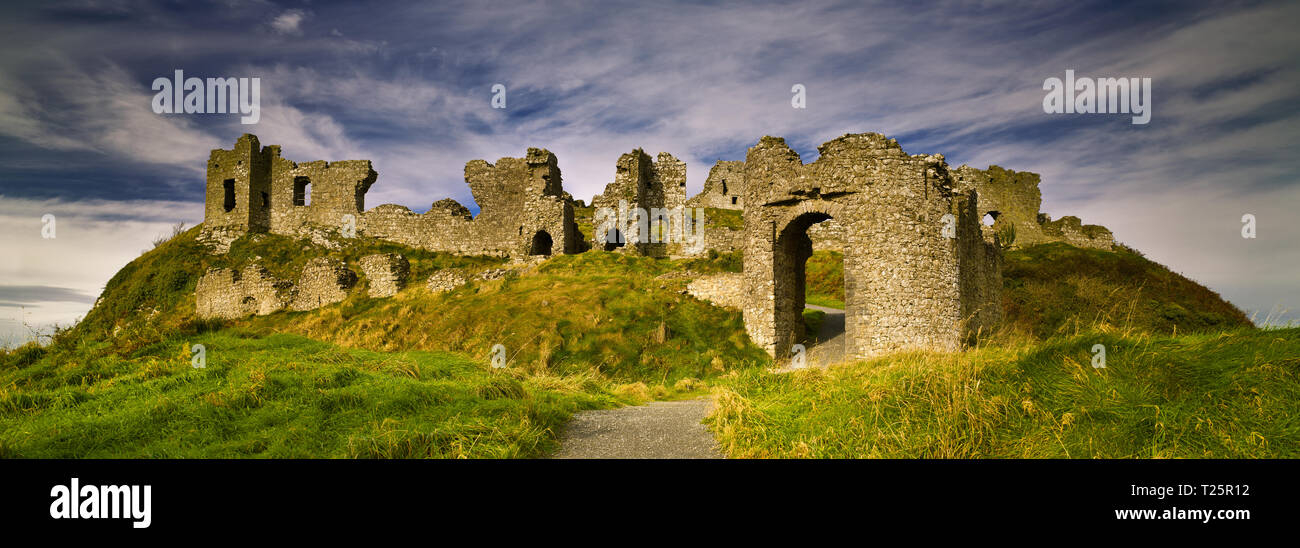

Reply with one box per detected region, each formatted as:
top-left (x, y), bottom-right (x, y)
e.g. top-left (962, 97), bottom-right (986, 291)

top-left (954, 190), bottom-right (1003, 336)
top-left (687, 273), bottom-right (746, 309)
top-left (290, 257), bottom-right (357, 311)
top-left (1041, 215), bottom-right (1116, 249)
top-left (196, 257), bottom-right (368, 319)
top-left (806, 219), bottom-right (844, 251)
top-left (686, 161), bottom-right (746, 210)
top-left (198, 135), bottom-right (582, 259)
top-left (359, 253), bottom-right (409, 298)
top-left (952, 165), bottom-right (1114, 250)
top-left (590, 149), bottom-right (689, 256)
top-left (195, 265), bottom-right (291, 319)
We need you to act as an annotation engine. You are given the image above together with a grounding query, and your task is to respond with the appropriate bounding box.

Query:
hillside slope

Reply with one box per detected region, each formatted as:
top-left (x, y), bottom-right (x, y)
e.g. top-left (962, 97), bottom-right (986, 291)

top-left (803, 242), bottom-right (1252, 338)
top-left (710, 327), bottom-right (1300, 458)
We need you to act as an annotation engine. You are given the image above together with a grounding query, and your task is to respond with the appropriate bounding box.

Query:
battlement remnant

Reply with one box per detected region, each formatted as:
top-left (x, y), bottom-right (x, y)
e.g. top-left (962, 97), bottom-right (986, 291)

top-left (590, 148), bottom-right (688, 256)
top-left (952, 165), bottom-right (1113, 250)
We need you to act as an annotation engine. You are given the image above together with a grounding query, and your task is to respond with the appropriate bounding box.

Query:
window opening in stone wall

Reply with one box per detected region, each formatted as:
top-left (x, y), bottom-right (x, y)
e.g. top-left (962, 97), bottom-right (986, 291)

top-left (223, 179), bottom-right (236, 212)
top-left (293, 176), bottom-right (311, 206)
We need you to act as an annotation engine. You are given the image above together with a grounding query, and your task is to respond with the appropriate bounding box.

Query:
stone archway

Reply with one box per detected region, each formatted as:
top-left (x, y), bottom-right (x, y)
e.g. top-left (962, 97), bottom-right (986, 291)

top-left (740, 133), bottom-right (1003, 363)
top-left (768, 201), bottom-right (850, 362)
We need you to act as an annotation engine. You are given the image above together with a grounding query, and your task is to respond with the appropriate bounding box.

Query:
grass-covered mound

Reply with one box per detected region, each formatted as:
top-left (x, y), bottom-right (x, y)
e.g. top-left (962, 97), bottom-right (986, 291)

top-left (247, 250), bottom-right (768, 383)
top-left (0, 329), bottom-right (656, 458)
top-left (76, 226), bottom-right (504, 353)
top-left (801, 242), bottom-right (1252, 338)
top-left (1001, 243), bottom-right (1251, 338)
top-left (709, 327), bottom-right (1300, 458)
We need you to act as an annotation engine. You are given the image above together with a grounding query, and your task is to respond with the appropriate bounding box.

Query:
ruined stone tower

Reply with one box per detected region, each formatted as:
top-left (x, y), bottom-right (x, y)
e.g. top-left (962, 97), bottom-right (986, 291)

top-left (203, 134), bottom-right (274, 235)
top-left (590, 149), bottom-right (688, 256)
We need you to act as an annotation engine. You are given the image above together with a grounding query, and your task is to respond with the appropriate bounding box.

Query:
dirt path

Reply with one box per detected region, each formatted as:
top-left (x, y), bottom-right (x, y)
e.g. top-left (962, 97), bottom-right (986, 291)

top-left (551, 398), bottom-right (723, 459)
top-left (805, 304), bottom-right (846, 368)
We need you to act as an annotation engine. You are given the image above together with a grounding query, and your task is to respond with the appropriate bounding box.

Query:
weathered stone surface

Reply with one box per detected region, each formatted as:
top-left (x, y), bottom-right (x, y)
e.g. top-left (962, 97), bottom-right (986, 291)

top-left (359, 253), bottom-right (409, 298)
top-left (740, 133), bottom-right (1002, 362)
top-left (291, 257), bottom-right (356, 311)
top-left (806, 218), bottom-right (844, 251)
top-left (686, 161), bottom-right (746, 210)
top-left (1041, 215), bottom-right (1115, 249)
top-left (426, 269), bottom-right (469, 293)
top-left (952, 165), bottom-right (1114, 250)
top-left (687, 273), bottom-right (746, 310)
top-left (590, 149), bottom-right (690, 257)
top-left (195, 264), bottom-right (292, 319)
top-left (476, 268), bottom-right (509, 281)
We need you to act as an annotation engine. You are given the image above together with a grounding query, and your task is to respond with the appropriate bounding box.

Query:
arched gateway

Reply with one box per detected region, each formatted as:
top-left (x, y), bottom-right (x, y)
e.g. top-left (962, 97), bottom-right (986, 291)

top-left (741, 133), bottom-right (1003, 362)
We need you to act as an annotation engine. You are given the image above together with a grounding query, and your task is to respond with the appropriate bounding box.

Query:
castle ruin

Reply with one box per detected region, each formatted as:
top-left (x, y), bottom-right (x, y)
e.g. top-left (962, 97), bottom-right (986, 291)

top-left (195, 132), bottom-right (1114, 363)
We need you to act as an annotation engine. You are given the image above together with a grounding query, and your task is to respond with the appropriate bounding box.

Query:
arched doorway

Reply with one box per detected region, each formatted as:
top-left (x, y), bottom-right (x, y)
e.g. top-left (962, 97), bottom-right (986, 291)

top-left (772, 210), bottom-right (847, 364)
top-left (530, 230), bottom-right (554, 256)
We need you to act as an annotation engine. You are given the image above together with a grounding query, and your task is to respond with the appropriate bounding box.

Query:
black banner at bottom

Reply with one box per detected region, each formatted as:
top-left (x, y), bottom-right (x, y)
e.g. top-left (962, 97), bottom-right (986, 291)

top-left (1, 459), bottom-right (1288, 537)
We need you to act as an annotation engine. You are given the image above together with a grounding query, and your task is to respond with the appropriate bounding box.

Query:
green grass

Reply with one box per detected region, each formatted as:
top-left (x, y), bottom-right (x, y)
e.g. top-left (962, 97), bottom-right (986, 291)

top-left (802, 309), bottom-right (826, 342)
top-left (246, 250), bottom-right (769, 383)
top-left (0, 329), bottom-right (645, 458)
top-left (709, 327), bottom-right (1300, 458)
top-left (703, 208), bottom-right (743, 230)
top-left (1001, 242), bottom-right (1251, 338)
top-left (804, 250), bottom-right (845, 309)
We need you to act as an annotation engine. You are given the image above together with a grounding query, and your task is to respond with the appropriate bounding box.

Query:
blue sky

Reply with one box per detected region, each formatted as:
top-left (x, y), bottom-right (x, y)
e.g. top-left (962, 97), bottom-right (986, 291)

top-left (1, 0), bottom-right (1297, 343)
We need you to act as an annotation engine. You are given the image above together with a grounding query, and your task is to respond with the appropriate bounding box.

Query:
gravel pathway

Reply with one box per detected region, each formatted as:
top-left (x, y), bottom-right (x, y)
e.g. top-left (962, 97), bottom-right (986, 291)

top-left (804, 304), bottom-right (846, 368)
top-left (551, 398), bottom-right (723, 459)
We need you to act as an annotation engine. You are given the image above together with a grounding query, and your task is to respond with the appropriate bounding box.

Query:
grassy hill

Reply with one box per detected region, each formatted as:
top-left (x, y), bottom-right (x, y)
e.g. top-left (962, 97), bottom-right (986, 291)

top-left (0, 228), bottom-right (1286, 458)
top-left (1000, 242), bottom-right (1251, 338)
top-left (0, 229), bottom-right (759, 457)
top-left (1, 330), bottom-right (631, 458)
top-left (803, 242), bottom-right (1252, 339)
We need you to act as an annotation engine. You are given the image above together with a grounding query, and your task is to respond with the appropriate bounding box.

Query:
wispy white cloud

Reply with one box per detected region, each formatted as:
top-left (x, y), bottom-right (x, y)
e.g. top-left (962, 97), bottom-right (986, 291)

top-left (0, 0), bottom-right (1296, 338)
top-left (270, 9), bottom-right (309, 36)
